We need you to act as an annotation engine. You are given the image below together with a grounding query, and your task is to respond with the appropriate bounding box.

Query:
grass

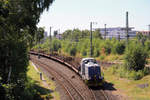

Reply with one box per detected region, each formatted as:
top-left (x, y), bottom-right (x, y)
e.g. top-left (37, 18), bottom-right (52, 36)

top-left (27, 62), bottom-right (60, 100)
top-left (103, 67), bottom-right (150, 100)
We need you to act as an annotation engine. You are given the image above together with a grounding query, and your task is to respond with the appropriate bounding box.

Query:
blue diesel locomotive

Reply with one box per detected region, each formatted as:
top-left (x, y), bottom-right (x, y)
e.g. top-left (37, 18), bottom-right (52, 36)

top-left (79, 58), bottom-right (104, 87)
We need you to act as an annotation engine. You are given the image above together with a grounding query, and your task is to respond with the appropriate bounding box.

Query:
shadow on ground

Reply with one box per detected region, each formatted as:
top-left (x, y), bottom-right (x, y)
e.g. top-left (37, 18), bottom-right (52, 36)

top-left (28, 77), bottom-right (54, 100)
top-left (89, 81), bottom-right (116, 91)
top-left (34, 84), bottom-right (54, 95)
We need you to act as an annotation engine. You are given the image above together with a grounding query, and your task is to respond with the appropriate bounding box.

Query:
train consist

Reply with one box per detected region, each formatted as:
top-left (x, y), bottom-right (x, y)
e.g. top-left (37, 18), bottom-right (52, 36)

top-left (30, 51), bottom-right (104, 87)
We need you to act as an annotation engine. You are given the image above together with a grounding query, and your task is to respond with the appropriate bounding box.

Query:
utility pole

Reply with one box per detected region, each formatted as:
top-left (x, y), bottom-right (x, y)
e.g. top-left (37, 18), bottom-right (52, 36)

top-left (148, 24), bottom-right (150, 39)
top-left (90, 22), bottom-right (97, 57)
top-left (90, 22), bottom-right (93, 57)
top-left (49, 26), bottom-right (52, 53)
top-left (50, 26), bottom-right (52, 40)
top-left (118, 32), bottom-right (120, 41)
top-left (104, 24), bottom-right (107, 40)
top-left (126, 11), bottom-right (129, 45)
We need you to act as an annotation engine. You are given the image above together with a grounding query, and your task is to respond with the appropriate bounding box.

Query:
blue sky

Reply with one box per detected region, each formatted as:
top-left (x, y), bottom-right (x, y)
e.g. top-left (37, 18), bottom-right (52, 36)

top-left (38, 0), bottom-right (150, 35)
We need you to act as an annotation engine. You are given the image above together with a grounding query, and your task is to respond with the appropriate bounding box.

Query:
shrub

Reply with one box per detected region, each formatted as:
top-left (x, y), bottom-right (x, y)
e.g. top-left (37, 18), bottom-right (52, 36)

top-left (108, 65), bottom-right (148, 80)
top-left (128, 70), bottom-right (144, 80)
top-left (69, 45), bottom-right (77, 56)
top-left (81, 48), bottom-right (87, 56)
top-left (145, 40), bottom-right (150, 52)
top-left (93, 48), bottom-right (100, 57)
top-left (100, 55), bottom-right (105, 60)
top-left (64, 42), bottom-right (71, 53)
top-left (124, 42), bottom-right (148, 71)
top-left (143, 67), bottom-right (150, 75)
top-left (51, 39), bottom-right (61, 52)
top-left (112, 41), bottom-right (125, 55)
top-left (102, 40), bottom-right (112, 55)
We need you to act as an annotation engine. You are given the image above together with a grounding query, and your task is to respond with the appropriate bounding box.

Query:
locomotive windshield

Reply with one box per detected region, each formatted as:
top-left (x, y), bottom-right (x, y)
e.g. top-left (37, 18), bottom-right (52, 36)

top-left (84, 59), bottom-right (97, 64)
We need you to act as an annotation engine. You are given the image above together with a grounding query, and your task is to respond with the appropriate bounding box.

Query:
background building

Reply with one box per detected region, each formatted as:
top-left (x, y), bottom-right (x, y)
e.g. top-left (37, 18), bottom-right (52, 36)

top-left (97, 27), bottom-right (137, 39)
top-left (137, 31), bottom-right (150, 36)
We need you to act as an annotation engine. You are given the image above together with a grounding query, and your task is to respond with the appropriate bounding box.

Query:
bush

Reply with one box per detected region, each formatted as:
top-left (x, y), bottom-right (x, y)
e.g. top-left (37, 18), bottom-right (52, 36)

top-left (145, 40), bottom-right (150, 52)
top-left (51, 39), bottom-right (61, 52)
top-left (103, 41), bottom-right (112, 55)
top-left (69, 45), bottom-right (77, 56)
top-left (128, 70), bottom-right (144, 80)
top-left (81, 48), bottom-right (87, 56)
top-left (112, 41), bottom-right (125, 55)
top-left (124, 42), bottom-right (148, 71)
top-left (100, 55), bottom-right (105, 60)
top-left (93, 48), bottom-right (100, 57)
top-left (143, 67), bottom-right (150, 75)
top-left (108, 65), bottom-right (148, 80)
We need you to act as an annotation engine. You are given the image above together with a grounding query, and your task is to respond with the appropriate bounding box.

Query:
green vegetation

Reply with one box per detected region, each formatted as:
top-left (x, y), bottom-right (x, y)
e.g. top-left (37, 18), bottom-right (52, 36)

top-left (26, 62), bottom-right (59, 100)
top-left (104, 66), bottom-right (150, 100)
top-left (124, 42), bottom-right (148, 71)
top-left (0, 0), bottom-right (54, 99)
top-left (33, 31), bottom-right (150, 81)
top-left (108, 65), bottom-right (150, 80)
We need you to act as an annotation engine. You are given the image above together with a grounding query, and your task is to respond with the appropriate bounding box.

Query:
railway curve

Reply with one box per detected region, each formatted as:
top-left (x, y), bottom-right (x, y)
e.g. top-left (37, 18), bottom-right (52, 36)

top-left (30, 51), bottom-right (110, 100)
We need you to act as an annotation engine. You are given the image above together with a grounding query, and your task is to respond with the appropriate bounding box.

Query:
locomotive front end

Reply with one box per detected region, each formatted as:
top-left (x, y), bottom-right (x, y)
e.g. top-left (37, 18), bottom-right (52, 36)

top-left (80, 58), bottom-right (104, 87)
top-left (85, 64), bottom-right (104, 87)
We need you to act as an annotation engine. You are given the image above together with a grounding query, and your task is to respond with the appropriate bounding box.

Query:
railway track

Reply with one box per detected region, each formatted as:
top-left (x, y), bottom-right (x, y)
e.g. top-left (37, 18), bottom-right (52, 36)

top-left (30, 52), bottom-right (110, 100)
top-left (92, 89), bottom-right (109, 100)
top-left (30, 55), bottom-right (96, 100)
top-left (32, 58), bottom-right (84, 100)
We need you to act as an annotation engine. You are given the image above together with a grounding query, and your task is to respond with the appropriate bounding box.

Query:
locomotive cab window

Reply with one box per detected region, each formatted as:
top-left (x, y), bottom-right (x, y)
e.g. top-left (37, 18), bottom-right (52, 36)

top-left (83, 59), bottom-right (97, 64)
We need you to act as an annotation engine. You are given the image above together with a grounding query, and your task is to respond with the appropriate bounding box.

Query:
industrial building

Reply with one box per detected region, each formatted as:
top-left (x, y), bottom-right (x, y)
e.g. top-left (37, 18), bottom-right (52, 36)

top-left (97, 27), bottom-right (137, 39)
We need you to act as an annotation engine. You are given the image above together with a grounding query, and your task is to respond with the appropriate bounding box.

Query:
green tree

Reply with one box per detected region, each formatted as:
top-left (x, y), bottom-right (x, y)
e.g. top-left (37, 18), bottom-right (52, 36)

top-left (72, 29), bottom-right (81, 42)
top-left (51, 39), bottom-right (61, 52)
top-left (62, 30), bottom-right (72, 40)
top-left (35, 27), bottom-right (44, 44)
top-left (112, 41), bottom-right (125, 55)
top-left (93, 29), bottom-right (102, 39)
top-left (81, 29), bottom-right (90, 38)
top-left (0, 0), bottom-right (54, 99)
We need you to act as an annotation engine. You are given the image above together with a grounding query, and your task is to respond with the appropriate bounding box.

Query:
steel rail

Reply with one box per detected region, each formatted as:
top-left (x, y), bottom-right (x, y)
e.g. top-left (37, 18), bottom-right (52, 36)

top-left (30, 52), bottom-right (108, 100)
top-left (31, 57), bottom-right (85, 100)
top-left (100, 90), bottom-right (109, 100)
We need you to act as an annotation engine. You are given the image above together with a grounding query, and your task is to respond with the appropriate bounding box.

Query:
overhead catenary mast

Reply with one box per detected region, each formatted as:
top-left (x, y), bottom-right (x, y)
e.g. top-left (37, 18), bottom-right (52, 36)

top-left (90, 22), bottom-right (97, 57)
top-left (49, 26), bottom-right (52, 53)
top-left (148, 24), bottom-right (150, 38)
top-left (104, 24), bottom-right (107, 40)
top-left (90, 22), bottom-right (93, 57)
top-left (126, 11), bottom-right (129, 45)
